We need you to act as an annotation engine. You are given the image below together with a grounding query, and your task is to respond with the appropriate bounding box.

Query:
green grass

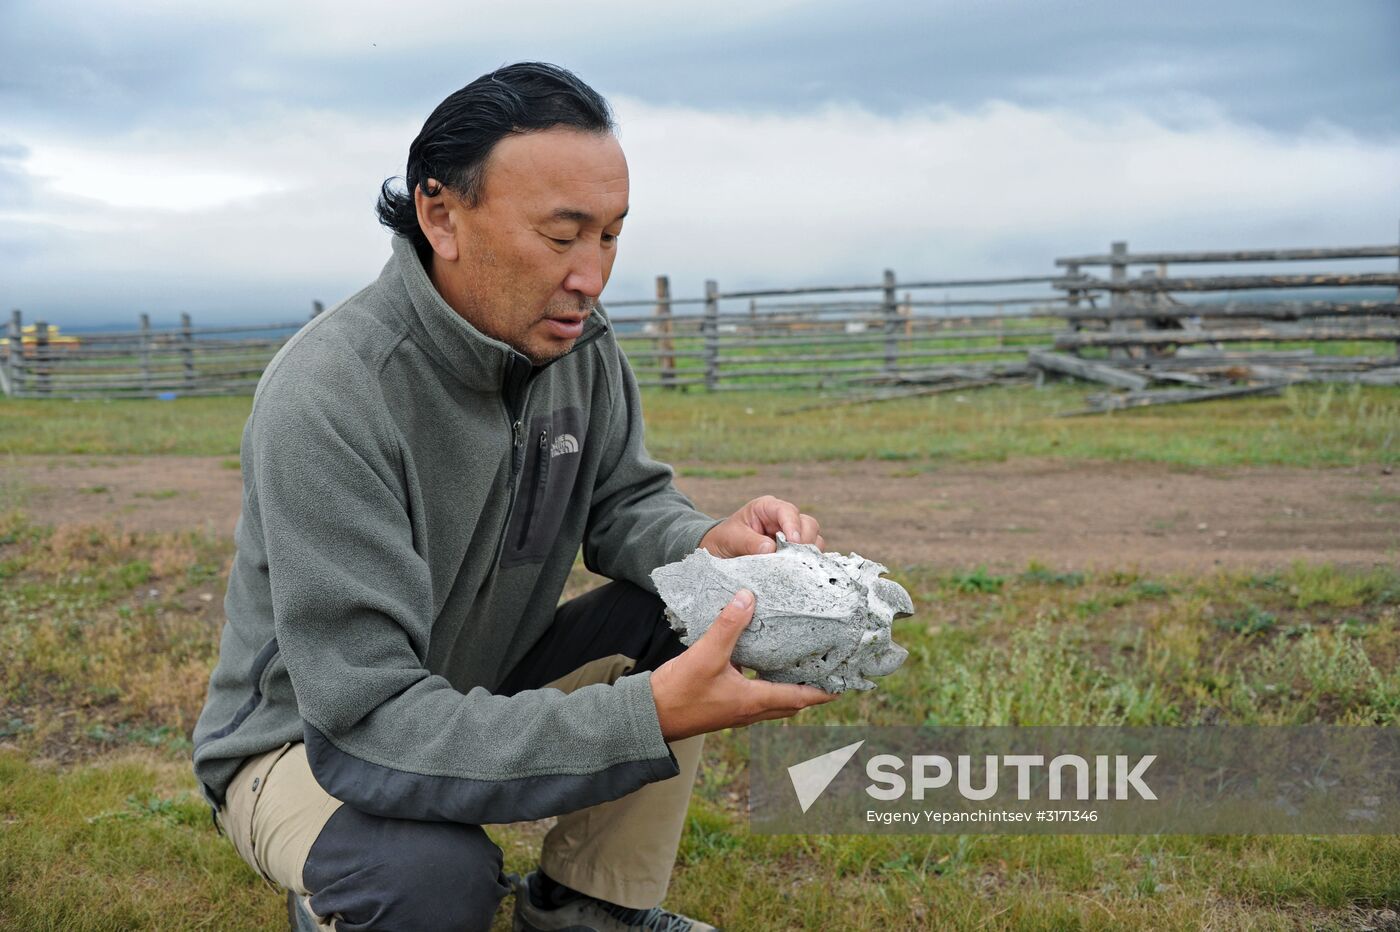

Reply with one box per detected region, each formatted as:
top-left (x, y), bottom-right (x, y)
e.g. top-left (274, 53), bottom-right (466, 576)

top-left (2, 511), bottom-right (1398, 929)
top-left (0, 396), bottom-right (252, 456)
top-left (4, 383), bottom-right (1400, 467)
top-left (0, 752), bottom-right (285, 930)
top-left (640, 383), bottom-right (1400, 467)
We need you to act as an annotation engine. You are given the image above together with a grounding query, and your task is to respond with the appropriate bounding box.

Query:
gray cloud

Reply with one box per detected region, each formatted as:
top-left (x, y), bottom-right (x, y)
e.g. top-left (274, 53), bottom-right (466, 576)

top-left (4, 0), bottom-right (1397, 137)
top-left (1, 1), bottom-right (1397, 325)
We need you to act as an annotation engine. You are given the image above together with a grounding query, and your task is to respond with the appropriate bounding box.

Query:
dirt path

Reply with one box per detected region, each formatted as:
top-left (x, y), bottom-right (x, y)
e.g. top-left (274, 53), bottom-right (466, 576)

top-left (4, 456), bottom-right (1397, 571)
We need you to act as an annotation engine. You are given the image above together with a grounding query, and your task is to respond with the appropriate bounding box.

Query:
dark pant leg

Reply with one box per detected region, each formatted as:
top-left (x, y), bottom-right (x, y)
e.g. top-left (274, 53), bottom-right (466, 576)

top-left (303, 805), bottom-right (510, 932)
top-left (497, 580), bottom-right (685, 695)
top-left (299, 581), bottom-right (678, 930)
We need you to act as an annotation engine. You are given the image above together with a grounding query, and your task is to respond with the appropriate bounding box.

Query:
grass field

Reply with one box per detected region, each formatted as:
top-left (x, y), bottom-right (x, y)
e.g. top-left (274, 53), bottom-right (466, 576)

top-left (3, 381), bottom-right (1399, 466)
top-left (2, 387), bottom-right (1399, 930)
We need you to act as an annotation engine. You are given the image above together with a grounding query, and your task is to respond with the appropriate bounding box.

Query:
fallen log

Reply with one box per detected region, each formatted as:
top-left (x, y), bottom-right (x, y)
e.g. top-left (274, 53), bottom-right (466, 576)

top-left (1027, 349), bottom-right (1151, 390)
top-left (1057, 383), bottom-right (1286, 417)
top-left (780, 376), bottom-right (1027, 415)
top-left (1056, 323), bottom-right (1400, 349)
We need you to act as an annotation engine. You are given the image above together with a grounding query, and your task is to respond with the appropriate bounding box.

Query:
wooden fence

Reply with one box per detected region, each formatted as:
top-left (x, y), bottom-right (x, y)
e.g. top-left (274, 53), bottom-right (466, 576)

top-left (3, 241), bottom-right (1398, 399)
top-left (602, 272), bottom-right (1074, 390)
top-left (1038, 242), bottom-right (1400, 402)
top-left (0, 306), bottom-right (319, 399)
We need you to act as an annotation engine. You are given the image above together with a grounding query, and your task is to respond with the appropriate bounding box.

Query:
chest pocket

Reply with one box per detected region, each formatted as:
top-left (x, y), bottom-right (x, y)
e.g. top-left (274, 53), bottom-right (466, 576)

top-left (500, 406), bottom-right (586, 568)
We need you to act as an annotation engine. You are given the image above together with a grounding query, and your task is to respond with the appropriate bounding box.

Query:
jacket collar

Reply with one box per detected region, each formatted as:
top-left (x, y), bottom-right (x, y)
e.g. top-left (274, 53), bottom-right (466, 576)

top-left (386, 235), bottom-right (609, 393)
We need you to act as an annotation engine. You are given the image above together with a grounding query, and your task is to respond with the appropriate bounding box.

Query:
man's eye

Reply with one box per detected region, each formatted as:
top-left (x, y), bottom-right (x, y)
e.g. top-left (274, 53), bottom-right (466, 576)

top-left (549, 237), bottom-right (573, 246)
top-left (602, 233), bottom-right (619, 245)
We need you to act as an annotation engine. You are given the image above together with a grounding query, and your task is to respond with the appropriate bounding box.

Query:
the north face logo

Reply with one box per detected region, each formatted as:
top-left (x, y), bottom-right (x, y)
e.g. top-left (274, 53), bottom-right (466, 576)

top-left (550, 433), bottom-right (580, 458)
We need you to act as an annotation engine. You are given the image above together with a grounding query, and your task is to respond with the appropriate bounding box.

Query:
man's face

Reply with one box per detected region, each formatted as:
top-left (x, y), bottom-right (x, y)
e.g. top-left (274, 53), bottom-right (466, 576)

top-left (419, 127), bottom-right (628, 365)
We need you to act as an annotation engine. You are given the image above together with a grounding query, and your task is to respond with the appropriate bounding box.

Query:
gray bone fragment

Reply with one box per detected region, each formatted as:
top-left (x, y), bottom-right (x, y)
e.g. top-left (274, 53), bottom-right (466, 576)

top-left (651, 533), bottom-right (912, 693)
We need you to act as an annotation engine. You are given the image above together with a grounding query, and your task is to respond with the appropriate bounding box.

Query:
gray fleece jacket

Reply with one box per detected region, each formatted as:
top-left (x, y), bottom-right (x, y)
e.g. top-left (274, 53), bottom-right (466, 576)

top-left (192, 236), bottom-right (718, 823)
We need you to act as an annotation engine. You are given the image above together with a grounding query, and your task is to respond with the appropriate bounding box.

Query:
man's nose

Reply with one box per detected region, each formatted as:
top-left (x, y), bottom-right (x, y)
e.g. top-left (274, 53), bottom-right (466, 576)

top-left (563, 243), bottom-right (606, 298)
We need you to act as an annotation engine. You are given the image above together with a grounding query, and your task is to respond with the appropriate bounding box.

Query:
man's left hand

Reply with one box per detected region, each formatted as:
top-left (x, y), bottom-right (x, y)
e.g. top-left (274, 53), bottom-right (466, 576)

top-left (698, 495), bottom-right (824, 558)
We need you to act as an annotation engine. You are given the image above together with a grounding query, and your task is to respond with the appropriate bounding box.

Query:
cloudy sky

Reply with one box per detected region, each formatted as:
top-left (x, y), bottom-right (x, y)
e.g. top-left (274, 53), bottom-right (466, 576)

top-left (3, 0), bottom-right (1398, 325)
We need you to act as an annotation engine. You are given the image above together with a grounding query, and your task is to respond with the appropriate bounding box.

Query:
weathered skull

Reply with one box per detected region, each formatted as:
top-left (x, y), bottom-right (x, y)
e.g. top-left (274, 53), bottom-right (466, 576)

top-left (651, 533), bottom-right (912, 693)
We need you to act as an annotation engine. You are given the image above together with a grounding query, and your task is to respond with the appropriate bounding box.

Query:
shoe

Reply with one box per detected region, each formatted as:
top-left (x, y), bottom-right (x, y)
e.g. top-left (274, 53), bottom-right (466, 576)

top-left (509, 871), bottom-right (719, 932)
top-left (286, 890), bottom-right (320, 931)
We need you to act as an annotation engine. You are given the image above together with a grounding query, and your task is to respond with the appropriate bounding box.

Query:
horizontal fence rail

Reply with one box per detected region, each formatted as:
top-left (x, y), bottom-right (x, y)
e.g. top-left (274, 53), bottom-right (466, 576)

top-left (1055, 245), bottom-right (1400, 266)
top-left (1057, 300), bottom-right (1400, 322)
top-left (1060, 272), bottom-right (1400, 293)
top-left (4, 238), bottom-right (1399, 398)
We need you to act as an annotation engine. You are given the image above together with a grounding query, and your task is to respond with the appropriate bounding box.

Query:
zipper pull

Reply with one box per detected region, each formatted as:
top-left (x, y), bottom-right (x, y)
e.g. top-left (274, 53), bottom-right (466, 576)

top-left (512, 419), bottom-right (523, 447)
top-left (538, 430), bottom-right (548, 452)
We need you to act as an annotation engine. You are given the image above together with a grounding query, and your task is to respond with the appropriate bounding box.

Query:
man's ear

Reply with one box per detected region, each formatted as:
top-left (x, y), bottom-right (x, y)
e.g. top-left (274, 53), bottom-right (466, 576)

top-left (414, 180), bottom-right (460, 261)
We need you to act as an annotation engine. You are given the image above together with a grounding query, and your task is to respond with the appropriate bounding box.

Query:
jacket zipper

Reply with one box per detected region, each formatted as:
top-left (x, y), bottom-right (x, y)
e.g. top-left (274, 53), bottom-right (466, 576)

top-left (491, 317), bottom-right (608, 566)
top-left (515, 428), bottom-right (550, 549)
top-left (493, 367), bottom-right (533, 567)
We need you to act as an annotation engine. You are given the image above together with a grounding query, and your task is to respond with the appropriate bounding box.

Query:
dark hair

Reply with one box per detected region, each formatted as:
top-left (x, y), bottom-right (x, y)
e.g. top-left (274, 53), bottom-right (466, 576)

top-left (376, 62), bottom-right (616, 257)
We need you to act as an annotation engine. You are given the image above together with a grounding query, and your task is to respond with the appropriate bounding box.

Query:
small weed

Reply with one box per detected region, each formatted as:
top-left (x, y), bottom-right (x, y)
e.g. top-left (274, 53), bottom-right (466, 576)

top-left (86, 791), bottom-right (208, 829)
top-left (185, 562), bottom-right (222, 586)
top-left (1285, 563), bottom-right (1400, 609)
top-left (1216, 606), bottom-right (1278, 637)
top-left (0, 717), bottom-right (32, 739)
top-left (948, 566), bottom-right (1004, 594)
top-left (116, 560), bottom-right (153, 589)
top-left (1020, 562), bottom-right (1086, 587)
top-left (680, 808), bottom-right (743, 864)
top-left (1247, 572), bottom-right (1285, 591)
top-left (1339, 618), bottom-right (1374, 638)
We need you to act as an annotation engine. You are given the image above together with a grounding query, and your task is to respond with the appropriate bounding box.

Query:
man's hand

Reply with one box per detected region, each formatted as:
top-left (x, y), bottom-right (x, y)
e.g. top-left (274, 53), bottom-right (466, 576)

top-left (698, 495), bottom-right (824, 558)
top-left (650, 589), bottom-right (836, 741)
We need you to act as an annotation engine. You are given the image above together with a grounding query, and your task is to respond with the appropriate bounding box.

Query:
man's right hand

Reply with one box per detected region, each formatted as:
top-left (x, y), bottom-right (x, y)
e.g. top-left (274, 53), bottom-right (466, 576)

top-left (650, 589), bottom-right (837, 742)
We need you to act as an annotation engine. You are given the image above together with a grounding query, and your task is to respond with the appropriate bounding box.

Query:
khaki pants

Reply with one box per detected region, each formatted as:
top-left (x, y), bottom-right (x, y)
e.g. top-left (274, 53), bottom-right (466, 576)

top-left (217, 656), bottom-right (704, 923)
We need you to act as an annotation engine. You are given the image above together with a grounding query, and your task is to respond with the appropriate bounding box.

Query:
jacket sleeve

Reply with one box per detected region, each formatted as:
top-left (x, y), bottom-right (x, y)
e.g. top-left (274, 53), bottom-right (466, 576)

top-left (250, 339), bottom-right (679, 824)
top-left (584, 335), bottom-right (721, 589)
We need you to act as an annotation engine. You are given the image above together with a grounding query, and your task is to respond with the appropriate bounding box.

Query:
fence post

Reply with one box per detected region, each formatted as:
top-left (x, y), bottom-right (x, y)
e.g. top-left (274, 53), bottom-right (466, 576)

top-left (703, 279), bottom-right (719, 391)
top-left (139, 313), bottom-right (152, 392)
top-left (1108, 241), bottom-right (1129, 361)
top-left (311, 300), bottom-right (324, 320)
top-left (34, 318), bottom-right (50, 395)
top-left (1063, 261), bottom-right (1082, 343)
top-left (654, 275), bottom-right (674, 390)
top-left (180, 312), bottom-right (195, 391)
top-left (1139, 269), bottom-right (1167, 356)
top-left (882, 269), bottom-right (899, 377)
top-left (4, 310), bottom-right (21, 397)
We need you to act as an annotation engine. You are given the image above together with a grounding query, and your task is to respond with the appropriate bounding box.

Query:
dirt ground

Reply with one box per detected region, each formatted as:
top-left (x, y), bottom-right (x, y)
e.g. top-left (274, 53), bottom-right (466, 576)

top-left (4, 455), bottom-right (1397, 571)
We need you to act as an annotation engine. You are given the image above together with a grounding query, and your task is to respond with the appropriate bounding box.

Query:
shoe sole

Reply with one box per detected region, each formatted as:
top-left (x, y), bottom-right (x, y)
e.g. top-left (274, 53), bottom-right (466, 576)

top-left (286, 891), bottom-right (319, 932)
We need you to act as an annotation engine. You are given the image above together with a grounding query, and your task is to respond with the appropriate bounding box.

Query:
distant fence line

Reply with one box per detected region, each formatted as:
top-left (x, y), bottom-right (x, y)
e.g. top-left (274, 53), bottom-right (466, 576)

top-left (1, 305), bottom-right (320, 399)
top-left (3, 242), bottom-right (1399, 399)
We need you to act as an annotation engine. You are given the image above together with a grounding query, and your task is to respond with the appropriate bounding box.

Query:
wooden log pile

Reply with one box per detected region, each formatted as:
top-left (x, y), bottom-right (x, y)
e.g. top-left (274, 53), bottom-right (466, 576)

top-left (1035, 242), bottom-right (1400, 414)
